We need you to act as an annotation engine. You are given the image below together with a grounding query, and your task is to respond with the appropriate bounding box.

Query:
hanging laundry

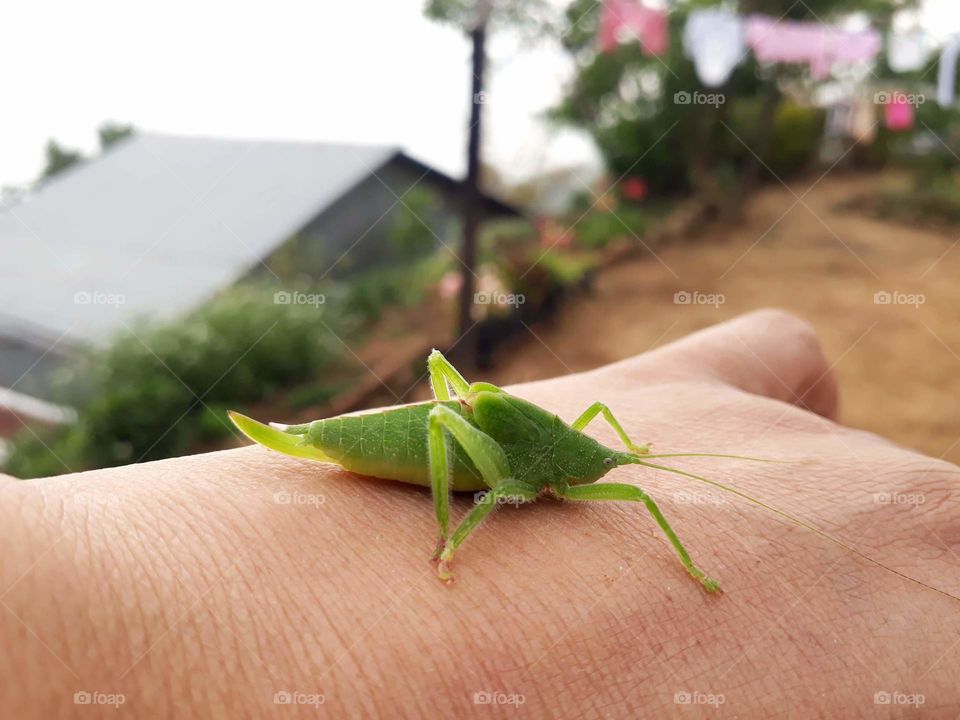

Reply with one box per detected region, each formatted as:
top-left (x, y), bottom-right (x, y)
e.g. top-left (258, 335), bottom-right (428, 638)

top-left (937, 36), bottom-right (960, 108)
top-left (821, 100), bottom-right (855, 163)
top-left (885, 95), bottom-right (915, 132)
top-left (598, 0), bottom-right (668, 56)
top-left (887, 28), bottom-right (929, 73)
top-left (825, 101), bottom-right (855, 138)
top-left (683, 8), bottom-right (745, 87)
top-left (744, 17), bottom-right (881, 80)
top-left (850, 95), bottom-right (878, 144)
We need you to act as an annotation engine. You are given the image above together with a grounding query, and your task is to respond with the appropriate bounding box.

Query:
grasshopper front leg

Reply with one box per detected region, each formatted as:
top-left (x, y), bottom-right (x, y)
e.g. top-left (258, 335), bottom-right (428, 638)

top-left (555, 482), bottom-right (721, 593)
top-left (571, 402), bottom-right (651, 455)
top-left (428, 349), bottom-right (472, 401)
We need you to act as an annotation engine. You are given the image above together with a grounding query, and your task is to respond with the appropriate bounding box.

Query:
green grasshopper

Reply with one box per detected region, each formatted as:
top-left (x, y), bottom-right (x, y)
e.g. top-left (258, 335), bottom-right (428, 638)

top-left (229, 350), bottom-right (960, 600)
top-left (229, 350), bottom-right (747, 591)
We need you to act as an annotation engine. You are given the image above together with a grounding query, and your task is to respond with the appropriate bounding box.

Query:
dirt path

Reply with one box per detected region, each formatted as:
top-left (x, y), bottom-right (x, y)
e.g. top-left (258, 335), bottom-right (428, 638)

top-left (475, 173), bottom-right (960, 465)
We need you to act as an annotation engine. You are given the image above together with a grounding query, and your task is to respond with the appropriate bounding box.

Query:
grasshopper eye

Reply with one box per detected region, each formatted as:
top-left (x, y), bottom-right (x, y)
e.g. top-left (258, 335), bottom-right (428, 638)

top-left (603, 457), bottom-right (614, 468)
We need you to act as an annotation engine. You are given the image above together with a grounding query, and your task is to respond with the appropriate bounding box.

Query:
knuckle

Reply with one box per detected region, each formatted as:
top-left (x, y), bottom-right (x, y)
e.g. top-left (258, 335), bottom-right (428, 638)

top-left (746, 308), bottom-right (818, 344)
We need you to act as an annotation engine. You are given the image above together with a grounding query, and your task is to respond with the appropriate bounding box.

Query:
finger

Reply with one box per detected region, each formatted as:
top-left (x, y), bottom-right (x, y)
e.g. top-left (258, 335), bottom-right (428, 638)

top-left (601, 309), bottom-right (839, 419)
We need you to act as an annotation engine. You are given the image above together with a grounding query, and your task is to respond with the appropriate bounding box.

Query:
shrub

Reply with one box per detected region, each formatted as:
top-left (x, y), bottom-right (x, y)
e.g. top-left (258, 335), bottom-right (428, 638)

top-left (4, 283), bottom-right (344, 476)
top-left (576, 207), bottom-right (646, 249)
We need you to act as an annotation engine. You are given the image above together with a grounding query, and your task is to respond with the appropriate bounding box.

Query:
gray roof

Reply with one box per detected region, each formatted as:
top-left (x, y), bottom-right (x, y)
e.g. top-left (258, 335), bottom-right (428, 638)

top-left (0, 133), bottom-right (400, 346)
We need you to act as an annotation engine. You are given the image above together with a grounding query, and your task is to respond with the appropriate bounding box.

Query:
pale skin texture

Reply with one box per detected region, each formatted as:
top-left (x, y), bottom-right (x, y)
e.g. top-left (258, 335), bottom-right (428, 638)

top-left (1, 309), bottom-right (958, 718)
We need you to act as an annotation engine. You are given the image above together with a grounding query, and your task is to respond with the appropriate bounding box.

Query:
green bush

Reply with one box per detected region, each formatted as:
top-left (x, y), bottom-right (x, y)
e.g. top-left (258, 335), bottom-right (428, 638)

top-left (388, 186), bottom-right (443, 257)
top-left (728, 100), bottom-right (825, 179)
top-left (768, 103), bottom-right (826, 177)
top-left (576, 207), bottom-right (646, 249)
top-left (876, 181), bottom-right (960, 225)
top-left (4, 284), bottom-right (344, 476)
top-left (341, 253), bottom-right (449, 324)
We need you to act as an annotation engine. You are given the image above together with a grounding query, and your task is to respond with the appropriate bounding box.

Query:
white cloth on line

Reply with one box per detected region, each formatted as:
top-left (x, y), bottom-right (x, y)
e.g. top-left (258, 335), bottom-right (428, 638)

top-left (683, 8), bottom-right (745, 88)
top-left (887, 28), bottom-right (929, 73)
top-left (937, 36), bottom-right (960, 107)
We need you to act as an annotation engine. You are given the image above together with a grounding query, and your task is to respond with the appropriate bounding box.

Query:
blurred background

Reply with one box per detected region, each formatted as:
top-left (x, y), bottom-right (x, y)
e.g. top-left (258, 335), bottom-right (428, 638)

top-left (2, 0), bottom-right (959, 478)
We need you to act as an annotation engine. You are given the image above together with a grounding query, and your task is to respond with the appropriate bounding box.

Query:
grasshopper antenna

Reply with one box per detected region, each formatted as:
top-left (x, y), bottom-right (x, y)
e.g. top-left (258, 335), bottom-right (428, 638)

top-left (632, 458), bottom-right (960, 605)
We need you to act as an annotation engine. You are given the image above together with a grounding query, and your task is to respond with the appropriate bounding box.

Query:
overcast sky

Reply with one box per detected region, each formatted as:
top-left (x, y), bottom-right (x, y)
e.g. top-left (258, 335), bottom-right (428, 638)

top-left (2, 0), bottom-right (957, 190)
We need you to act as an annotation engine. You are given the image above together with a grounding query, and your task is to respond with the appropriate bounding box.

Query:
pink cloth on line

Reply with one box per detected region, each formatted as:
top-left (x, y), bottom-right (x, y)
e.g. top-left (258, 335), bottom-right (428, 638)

top-left (744, 16), bottom-right (881, 79)
top-left (885, 97), bottom-right (915, 132)
top-left (598, 0), bottom-right (668, 56)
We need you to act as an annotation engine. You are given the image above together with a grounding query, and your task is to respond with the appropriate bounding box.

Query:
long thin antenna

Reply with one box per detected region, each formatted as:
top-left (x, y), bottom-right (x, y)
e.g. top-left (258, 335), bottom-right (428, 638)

top-left (634, 459), bottom-right (960, 604)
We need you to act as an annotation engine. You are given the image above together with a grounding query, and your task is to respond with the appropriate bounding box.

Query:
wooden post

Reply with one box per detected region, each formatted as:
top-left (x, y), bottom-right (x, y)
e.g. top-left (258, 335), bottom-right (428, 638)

top-left (456, 5), bottom-right (491, 365)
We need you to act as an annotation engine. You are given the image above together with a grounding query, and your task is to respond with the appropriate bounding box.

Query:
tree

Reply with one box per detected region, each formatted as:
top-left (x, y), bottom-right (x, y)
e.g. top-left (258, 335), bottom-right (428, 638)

top-left (40, 139), bottom-right (83, 180)
top-left (552, 0), bottom-right (918, 212)
top-left (98, 122), bottom-right (135, 150)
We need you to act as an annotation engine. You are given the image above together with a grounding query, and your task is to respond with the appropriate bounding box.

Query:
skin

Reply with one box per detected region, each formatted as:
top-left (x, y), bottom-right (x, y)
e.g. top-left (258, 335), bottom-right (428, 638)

top-left (1, 309), bottom-right (958, 718)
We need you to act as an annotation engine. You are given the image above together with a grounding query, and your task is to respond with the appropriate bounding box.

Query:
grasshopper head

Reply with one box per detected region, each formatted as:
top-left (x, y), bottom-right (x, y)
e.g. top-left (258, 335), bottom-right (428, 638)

top-left (565, 448), bottom-right (639, 485)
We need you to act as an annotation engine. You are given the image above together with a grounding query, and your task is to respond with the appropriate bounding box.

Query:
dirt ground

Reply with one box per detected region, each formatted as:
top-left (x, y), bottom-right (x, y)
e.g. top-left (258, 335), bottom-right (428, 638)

top-left (474, 172), bottom-right (960, 466)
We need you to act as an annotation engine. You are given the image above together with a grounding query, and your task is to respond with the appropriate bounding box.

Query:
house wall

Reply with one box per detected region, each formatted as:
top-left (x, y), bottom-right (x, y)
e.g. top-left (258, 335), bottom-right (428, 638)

top-left (0, 335), bottom-right (71, 402)
top-left (257, 159), bottom-right (462, 281)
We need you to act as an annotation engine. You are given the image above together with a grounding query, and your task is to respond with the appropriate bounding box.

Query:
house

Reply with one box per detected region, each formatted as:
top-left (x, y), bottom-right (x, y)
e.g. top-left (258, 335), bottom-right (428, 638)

top-left (0, 133), bottom-right (520, 431)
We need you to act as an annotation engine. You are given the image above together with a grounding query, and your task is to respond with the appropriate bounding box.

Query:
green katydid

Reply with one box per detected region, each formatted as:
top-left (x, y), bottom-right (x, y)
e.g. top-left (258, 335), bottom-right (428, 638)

top-left (228, 350), bottom-right (960, 599)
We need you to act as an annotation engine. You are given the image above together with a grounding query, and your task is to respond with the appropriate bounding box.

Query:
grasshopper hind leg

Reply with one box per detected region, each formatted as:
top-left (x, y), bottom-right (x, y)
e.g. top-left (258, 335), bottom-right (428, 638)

top-left (427, 404), bottom-right (534, 582)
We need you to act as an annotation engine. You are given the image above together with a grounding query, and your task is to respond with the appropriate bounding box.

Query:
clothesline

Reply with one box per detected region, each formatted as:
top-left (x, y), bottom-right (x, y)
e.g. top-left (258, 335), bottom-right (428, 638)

top-left (599, 1), bottom-right (960, 107)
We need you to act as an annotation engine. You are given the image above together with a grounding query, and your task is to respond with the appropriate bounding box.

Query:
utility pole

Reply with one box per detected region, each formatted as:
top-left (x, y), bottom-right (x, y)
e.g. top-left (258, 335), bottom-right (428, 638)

top-left (456, 0), bottom-right (493, 365)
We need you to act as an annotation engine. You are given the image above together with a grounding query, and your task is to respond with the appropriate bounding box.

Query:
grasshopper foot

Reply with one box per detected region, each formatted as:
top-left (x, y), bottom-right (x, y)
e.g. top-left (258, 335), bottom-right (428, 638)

top-left (690, 568), bottom-right (722, 594)
top-left (431, 535), bottom-right (447, 562)
top-left (437, 547), bottom-right (455, 584)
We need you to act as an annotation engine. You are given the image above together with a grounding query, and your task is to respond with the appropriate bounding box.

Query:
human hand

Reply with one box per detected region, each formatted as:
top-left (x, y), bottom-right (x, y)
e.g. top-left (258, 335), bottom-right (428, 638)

top-left (2, 309), bottom-right (957, 718)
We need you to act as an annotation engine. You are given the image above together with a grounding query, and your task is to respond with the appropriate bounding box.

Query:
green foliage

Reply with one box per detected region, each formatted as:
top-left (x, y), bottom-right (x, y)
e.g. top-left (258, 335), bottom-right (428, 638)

top-left (769, 104), bottom-right (826, 177)
top-left (341, 253), bottom-right (449, 324)
top-left (727, 100), bottom-right (826, 177)
top-left (484, 222), bottom-right (597, 319)
top-left (552, 0), bottom-right (911, 199)
top-left (3, 425), bottom-right (87, 480)
top-left (388, 186), bottom-right (441, 256)
top-left (4, 284), bottom-right (343, 477)
top-left (98, 122), bottom-right (135, 150)
top-left (537, 251), bottom-right (597, 285)
top-left (284, 383), bottom-right (348, 412)
top-left (3, 242), bottom-right (458, 479)
top-left (849, 176), bottom-right (960, 226)
top-left (41, 139), bottom-right (83, 180)
top-left (424, 0), bottom-right (558, 36)
top-left (480, 218), bottom-right (539, 257)
top-left (576, 207), bottom-right (646, 249)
